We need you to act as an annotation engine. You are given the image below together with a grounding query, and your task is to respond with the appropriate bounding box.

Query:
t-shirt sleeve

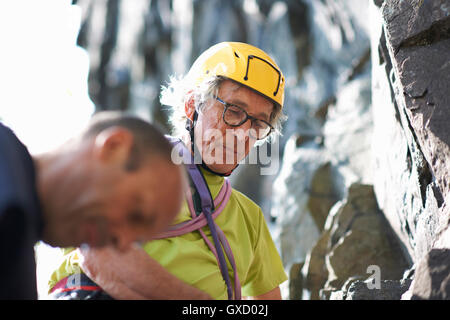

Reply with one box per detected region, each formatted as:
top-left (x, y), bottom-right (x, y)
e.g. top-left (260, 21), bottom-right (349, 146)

top-left (241, 209), bottom-right (288, 297)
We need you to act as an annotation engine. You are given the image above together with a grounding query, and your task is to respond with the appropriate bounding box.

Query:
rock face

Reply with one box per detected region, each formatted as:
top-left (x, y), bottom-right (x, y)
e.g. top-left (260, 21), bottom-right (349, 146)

top-left (270, 0), bottom-right (375, 289)
top-left (300, 184), bottom-right (410, 300)
top-left (408, 248), bottom-right (450, 300)
top-left (325, 185), bottom-right (409, 288)
top-left (276, 0), bottom-right (450, 300)
top-left (371, 0), bottom-right (450, 264)
top-left (269, 0), bottom-right (405, 299)
top-left (330, 279), bottom-right (412, 300)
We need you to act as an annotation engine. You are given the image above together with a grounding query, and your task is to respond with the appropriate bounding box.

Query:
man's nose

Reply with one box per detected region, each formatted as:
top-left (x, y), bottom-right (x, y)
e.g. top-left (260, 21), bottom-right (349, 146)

top-left (228, 120), bottom-right (252, 140)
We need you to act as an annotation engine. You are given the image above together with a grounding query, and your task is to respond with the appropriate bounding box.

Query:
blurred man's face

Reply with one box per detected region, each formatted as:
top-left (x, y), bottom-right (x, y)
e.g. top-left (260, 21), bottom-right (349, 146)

top-left (43, 127), bottom-right (184, 250)
top-left (77, 157), bottom-right (184, 251)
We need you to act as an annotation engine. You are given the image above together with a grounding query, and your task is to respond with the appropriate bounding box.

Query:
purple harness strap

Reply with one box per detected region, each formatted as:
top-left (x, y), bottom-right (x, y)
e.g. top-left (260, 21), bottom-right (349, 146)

top-left (153, 179), bottom-right (231, 238)
top-left (156, 138), bottom-right (241, 300)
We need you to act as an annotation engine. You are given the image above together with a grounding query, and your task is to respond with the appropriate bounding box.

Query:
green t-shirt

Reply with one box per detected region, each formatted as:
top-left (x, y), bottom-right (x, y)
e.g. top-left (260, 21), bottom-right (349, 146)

top-left (48, 168), bottom-right (287, 299)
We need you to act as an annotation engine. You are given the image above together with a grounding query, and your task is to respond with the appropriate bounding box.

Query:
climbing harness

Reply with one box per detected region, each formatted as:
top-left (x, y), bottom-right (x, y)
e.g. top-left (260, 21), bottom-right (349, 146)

top-left (157, 138), bottom-right (241, 300)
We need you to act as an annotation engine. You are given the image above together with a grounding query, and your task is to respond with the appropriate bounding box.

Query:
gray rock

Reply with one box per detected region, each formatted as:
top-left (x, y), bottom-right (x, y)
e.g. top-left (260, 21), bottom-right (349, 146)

top-left (301, 230), bottom-right (331, 300)
top-left (373, 0), bottom-right (385, 8)
top-left (303, 183), bottom-right (411, 300)
top-left (307, 162), bottom-right (341, 231)
top-left (410, 249), bottom-right (450, 300)
top-left (333, 279), bottom-right (413, 300)
top-left (372, 0), bottom-right (450, 264)
top-left (382, 0), bottom-right (450, 52)
top-left (324, 184), bottom-right (410, 292)
top-left (382, 0), bottom-right (450, 210)
top-left (272, 1), bottom-right (374, 290)
top-left (289, 262), bottom-right (304, 300)
top-left (271, 138), bottom-right (323, 270)
top-left (323, 71), bottom-right (374, 187)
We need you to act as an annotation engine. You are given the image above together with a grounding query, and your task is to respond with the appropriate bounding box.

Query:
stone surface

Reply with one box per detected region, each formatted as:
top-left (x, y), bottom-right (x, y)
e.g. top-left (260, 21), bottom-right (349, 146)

top-left (323, 71), bottom-right (373, 186)
top-left (382, 0), bottom-right (450, 51)
top-left (301, 183), bottom-right (411, 300)
top-left (289, 262), bottom-right (304, 300)
top-left (383, 0), bottom-right (450, 203)
top-left (307, 163), bottom-right (341, 231)
top-left (301, 229), bottom-right (331, 300)
top-left (271, 2), bottom-right (374, 300)
top-left (332, 279), bottom-right (413, 300)
top-left (271, 138), bottom-right (323, 271)
top-left (324, 184), bottom-right (410, 292)
top-left (371, 0), bottom-right (450, 264)
top-left (410, 249), bottom-right (450, 300)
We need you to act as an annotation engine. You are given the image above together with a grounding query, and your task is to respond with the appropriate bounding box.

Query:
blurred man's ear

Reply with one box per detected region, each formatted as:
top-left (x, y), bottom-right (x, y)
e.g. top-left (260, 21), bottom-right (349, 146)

top-left (93, 127), bottom-right (134, 167)
top-left (184, 93), bottom-right (196, 121)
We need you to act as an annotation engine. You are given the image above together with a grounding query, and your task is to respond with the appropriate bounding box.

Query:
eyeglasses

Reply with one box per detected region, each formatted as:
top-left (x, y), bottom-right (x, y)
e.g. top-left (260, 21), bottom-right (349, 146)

top-left (215, 96), bottom-right (274, 140)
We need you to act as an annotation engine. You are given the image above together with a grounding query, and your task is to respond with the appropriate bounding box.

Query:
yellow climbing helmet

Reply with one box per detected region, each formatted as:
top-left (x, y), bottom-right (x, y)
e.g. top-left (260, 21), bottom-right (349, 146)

top-left (186, 42), bottom-right (285, 109)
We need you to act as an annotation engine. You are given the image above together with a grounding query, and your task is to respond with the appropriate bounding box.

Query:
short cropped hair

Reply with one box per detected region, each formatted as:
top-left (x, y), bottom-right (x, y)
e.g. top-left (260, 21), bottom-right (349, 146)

top-left (83, 111), bottom-right (173, 171)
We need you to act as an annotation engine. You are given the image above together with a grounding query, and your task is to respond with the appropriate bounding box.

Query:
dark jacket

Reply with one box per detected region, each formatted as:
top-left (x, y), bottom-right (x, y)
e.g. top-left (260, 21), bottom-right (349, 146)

top-left (0, 122), bottom-right (43, 299)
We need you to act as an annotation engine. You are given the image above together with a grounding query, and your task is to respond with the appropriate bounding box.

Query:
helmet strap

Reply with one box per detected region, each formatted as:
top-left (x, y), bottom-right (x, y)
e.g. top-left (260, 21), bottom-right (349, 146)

top-left (186, 110), bottom-right (238, 177)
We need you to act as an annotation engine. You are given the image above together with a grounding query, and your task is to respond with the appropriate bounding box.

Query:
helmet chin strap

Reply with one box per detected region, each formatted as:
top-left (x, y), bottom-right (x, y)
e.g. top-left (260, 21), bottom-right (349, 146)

top-left (200, 160), bottom-right (235, 177)
top-left (186, 111), bottom-right (239, 177)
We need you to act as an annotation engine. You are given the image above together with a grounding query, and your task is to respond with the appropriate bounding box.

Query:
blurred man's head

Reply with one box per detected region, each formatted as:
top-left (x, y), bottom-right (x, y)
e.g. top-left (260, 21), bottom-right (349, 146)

top-left (37, 112), bottom-right (184, 251)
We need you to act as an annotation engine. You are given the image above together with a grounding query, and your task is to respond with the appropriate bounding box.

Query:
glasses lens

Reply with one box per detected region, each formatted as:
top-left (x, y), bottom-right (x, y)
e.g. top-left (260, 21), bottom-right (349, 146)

top-left (222, 101), bottom-right (272, 140)
top-left (224, 105), bottom-right (247, 126)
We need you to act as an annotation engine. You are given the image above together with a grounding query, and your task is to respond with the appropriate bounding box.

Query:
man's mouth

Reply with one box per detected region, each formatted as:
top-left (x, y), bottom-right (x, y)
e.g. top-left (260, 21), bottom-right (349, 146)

top-left (82, 219), bottom-right (110, 248)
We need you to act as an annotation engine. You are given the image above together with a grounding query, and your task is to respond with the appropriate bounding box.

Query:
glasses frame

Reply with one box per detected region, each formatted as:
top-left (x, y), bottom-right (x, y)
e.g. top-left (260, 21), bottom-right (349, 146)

top-left (215, 96), bottom-right (274, 140)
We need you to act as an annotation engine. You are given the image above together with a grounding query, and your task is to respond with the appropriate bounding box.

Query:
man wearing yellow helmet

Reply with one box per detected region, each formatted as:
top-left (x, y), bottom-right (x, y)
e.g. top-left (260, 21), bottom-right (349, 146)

top-left (48, 42), bottom-right (288, 300)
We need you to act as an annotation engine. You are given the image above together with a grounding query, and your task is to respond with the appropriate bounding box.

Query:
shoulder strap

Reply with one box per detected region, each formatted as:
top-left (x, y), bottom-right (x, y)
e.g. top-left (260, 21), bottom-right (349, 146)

top-left (164, 138), bottom-right (240, 300)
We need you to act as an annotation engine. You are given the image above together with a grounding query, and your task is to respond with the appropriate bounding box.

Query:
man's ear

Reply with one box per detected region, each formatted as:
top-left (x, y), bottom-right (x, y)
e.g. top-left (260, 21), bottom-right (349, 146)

top-left (185, 93), bottom-right (196, 121)
top-left (93, 127), bottom-right (134, 166)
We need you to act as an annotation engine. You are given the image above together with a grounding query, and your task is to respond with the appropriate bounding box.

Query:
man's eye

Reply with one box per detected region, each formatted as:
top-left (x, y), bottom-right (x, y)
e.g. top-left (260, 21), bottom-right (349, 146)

top-left (228, 107), bottom-right (241, 114)
top-left (252, 120), bottom-right (265, 129)
top-left (127, 211), bottom-right (154, 226)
